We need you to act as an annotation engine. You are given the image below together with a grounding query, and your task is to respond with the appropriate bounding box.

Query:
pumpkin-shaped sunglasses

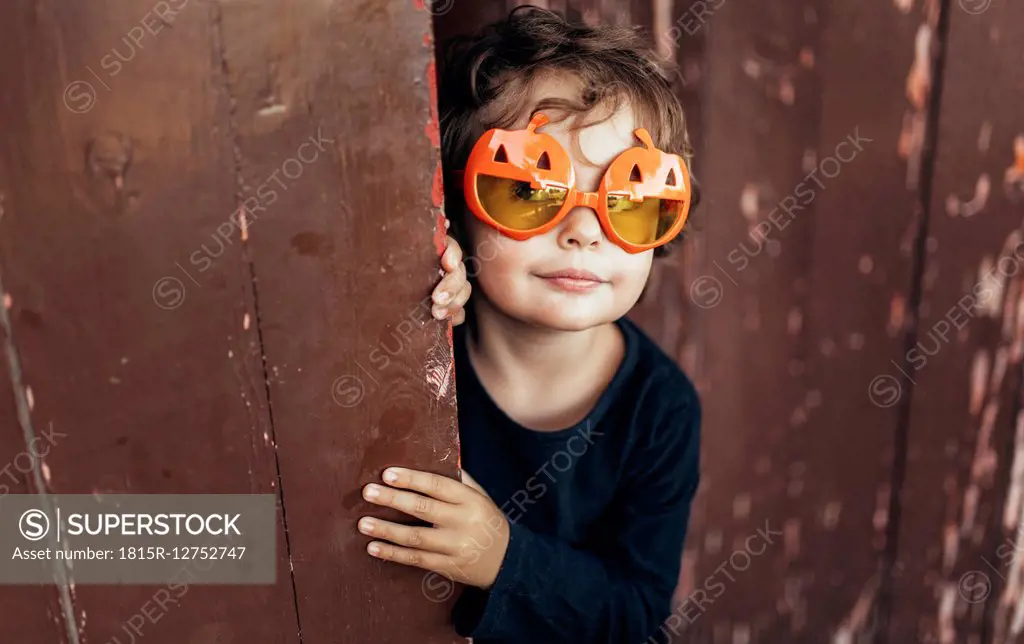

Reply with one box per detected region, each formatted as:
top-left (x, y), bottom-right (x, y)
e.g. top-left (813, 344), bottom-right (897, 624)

top-left (460, 112), bottom-right (692, 253)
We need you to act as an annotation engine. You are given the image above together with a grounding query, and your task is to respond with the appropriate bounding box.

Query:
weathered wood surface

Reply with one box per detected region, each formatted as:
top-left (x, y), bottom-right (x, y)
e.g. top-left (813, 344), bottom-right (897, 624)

top-left (0, 0), bottom-right (459, 642)
top-left (0, 1), bottom-right (298, 641)
top-left (213, 0), bottom-right (461, 641)
top-left (889, 1), bottom-right (1024, 642)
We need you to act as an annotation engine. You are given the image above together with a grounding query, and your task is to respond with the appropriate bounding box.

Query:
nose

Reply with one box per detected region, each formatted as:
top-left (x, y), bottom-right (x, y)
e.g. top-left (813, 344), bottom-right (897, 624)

top-left (557, 206), bottom-right (604, 250)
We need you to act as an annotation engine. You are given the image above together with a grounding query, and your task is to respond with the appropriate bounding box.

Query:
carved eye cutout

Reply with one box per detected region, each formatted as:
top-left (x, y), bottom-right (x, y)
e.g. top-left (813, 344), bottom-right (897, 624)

top-left (494, 145), bottom-right (509, 163)
top-left (666, 168), bottom-right (678, 186)
top-left (537, 151), bottom-right (551, 170)
top-left (629, 164), bottom-right (643, 182)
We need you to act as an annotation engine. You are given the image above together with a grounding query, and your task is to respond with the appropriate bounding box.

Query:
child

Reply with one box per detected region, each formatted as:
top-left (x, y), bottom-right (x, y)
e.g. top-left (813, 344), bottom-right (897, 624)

top-left (358, 7), bottom-right (701, 643)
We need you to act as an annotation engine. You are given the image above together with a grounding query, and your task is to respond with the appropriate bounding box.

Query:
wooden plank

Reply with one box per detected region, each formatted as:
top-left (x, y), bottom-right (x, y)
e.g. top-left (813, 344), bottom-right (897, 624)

top-left (666, 0), bottom-right (824, 640)
top-left (760, 0), bottom-right (936, 640)
top-left (214, 0), bottom-right (460, 640)
top-left (661, 0), bottom-right (930, 640)
top-left (887, 1), bottom-right (1024, 641)
top-left (0, 1), bottom-right (298, 641)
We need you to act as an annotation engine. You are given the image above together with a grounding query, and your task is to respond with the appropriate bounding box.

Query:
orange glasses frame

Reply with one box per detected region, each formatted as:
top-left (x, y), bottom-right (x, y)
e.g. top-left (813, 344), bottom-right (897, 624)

top-left (460, 112), bottom-right (693, 254)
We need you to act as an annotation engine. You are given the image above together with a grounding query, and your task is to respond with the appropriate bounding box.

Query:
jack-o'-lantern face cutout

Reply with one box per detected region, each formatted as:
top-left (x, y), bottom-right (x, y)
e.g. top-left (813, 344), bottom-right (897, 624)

top-left (461, 112), bottom-right (692, 253)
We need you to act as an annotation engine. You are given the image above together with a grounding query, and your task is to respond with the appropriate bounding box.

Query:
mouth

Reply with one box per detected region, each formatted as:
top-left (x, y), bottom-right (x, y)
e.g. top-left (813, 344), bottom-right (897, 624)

top-left (534, 269), bottom-right (609, 292)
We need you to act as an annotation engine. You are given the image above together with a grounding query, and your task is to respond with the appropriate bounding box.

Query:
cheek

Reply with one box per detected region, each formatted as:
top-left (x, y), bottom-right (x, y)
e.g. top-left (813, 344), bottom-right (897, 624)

top-left (463, 219), bottom-right (527, 287)
top-left (610, 252), bottom-right (654, 301)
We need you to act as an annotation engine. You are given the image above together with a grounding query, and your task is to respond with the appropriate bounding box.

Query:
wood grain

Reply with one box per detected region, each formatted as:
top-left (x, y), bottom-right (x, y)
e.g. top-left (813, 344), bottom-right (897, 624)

top-left (0, 1), bottom-right (299, 641)
top-left (216, 0), bottom-right (462, 641)
top-left (888, 1), bottom-right (1024, 642)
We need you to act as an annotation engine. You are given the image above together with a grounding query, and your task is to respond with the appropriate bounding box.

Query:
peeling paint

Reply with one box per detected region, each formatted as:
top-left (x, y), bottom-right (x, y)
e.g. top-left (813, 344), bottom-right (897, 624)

top-left (799, 47), bottom-right (815, 69)
top-left (733, 494), bottom-right (751, 519)
top-left (945, 174), bottom-right (991, 217)
top-left (969, 350), bottom-right (990, 415)
top-left (732, 624), bottom-right (751, 644)
top-left (937, 583), bottom-right (956, 643)
top-left (787, 308), bottom-right (803, 335)
top-left (740, 184), bottom-right (760, 221)
top-left (848, 333), bottom-right (865, 350)
top-left (819, 338), bottom-right (836, 356)
top-left (239, 207), bottom-right (249, 242)
top-left (823, 501), bottom-right (842, 530)
top-left (778, 76), bottom-right (796, 105)
top-left (742, 58), bottom-right (762, 79)
top-left (833, 574), bottom-right (880, 642)
top-left (787, 478), bottom-right (804, 497)
top-left (899, 111), bottom-right (928, 190)
top-left (425, 359), bottom-right (452, 401)
top-left (802, 149), bottom-right (817, 173)
top-left (704, 529), bottom-right (723, 555)
top-left (784, 519), bottom-right (801, 559)
top-left (1005, 135), bottom-right (1024, 195)
top-left (790, 406), bottom-right (808, 427)
top-left (941, 522), bottom-right (958, 573)
top-left (1003, 410), bottom-right (1024, 531)
top-left (889, 294), bottom-right (907, 336)
top-left (858, 255), bottom-right (874, 274)
top-left (978, 121), bottom-right (993, 152)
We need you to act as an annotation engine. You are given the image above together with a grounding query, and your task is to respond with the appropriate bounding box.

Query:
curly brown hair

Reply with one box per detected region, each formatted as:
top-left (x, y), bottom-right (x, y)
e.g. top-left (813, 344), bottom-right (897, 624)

top-left (438, 5), bottom-right (700, 258)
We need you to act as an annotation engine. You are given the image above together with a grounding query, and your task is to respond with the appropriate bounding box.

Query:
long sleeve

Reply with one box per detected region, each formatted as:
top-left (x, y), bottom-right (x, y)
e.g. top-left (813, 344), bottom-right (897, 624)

top-left (452, 397), bottom-right (701, 643)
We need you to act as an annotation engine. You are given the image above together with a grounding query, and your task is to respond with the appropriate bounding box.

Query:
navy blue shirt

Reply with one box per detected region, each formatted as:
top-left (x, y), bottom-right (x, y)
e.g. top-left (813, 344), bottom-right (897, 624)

top-left (451, 317), bottom-right (702, 643)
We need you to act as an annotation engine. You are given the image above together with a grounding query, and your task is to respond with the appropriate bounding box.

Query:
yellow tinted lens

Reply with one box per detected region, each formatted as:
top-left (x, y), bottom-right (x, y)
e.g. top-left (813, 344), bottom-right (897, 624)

top-left (607, 195), bottom-right (684, 245)
top-left (476, 175), bottom-right (567, 231)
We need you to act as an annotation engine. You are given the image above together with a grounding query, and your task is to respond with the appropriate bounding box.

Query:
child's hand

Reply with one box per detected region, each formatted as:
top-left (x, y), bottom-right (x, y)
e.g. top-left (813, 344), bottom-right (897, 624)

top-left (359, 467), bottom-right (510, 589)
top-left (432, 235), bottom-right (471, 326)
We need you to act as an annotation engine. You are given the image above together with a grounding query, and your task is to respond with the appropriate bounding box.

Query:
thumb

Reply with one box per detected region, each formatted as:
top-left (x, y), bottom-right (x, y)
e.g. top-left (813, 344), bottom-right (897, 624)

top-left (460, 469), bottom-right (487, 496)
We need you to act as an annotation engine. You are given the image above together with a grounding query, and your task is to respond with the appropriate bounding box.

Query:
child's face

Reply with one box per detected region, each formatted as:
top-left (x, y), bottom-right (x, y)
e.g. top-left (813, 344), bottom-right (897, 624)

top-left (464, 76), bottom-right (655, 332)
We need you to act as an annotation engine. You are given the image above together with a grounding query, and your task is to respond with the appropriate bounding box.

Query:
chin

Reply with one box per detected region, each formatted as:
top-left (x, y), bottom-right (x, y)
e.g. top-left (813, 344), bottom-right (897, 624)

top-left (530, 311), bottom-right (611, 332)
top-left (516, 296), bottom-right (629, 332)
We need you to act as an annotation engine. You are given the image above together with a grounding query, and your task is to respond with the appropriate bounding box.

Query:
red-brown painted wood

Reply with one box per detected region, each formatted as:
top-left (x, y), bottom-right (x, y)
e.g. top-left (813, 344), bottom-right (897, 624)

top-left (0, 2), bottom-right (299, 642)
top-left (889, 1), bottom-right (1024, 642)
top-left (214, 0), bottom-right (462, 641)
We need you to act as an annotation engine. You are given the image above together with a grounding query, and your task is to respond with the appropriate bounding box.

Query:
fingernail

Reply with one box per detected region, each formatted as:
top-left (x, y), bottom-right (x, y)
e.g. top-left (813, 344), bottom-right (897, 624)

top-left (434, 291), bottom-right (451, 304)
top-left (433, 307), bottom-right (448, 319)
top-left (383, 469), bottom-right (399, 483)
top-left (367, 543), bottom-right (381, 556)
top-left (359, 518), bottom-right (375, 533)
top-left (364, 485), bottom-right (380, 500)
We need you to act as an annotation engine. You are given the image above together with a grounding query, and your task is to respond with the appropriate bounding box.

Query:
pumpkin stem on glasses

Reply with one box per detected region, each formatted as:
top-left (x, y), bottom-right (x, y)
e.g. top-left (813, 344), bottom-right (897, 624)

top-left (527, 112), bottom-right (550, 131)
top-left (633, 128), bottom-right (656, 150)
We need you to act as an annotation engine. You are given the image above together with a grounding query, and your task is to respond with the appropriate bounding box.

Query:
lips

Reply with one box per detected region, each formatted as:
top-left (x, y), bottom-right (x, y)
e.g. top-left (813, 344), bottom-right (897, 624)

top-left (535, 268), bottom-right (608, 292)
top-left (536, 269), bottom-right (608, 282)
